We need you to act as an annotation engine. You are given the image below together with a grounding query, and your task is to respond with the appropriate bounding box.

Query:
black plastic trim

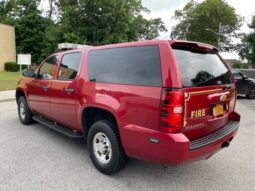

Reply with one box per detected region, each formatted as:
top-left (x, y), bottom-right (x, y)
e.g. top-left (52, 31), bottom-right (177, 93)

top-left (32, 115), bottom-right (84, 139)
top-left (189, 120), bottom-right (239, 150)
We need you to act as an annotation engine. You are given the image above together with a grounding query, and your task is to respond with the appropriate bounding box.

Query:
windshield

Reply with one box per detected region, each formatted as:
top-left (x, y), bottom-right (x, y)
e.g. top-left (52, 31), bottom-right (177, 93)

top-left (172, 47), bottom-right (233, 87)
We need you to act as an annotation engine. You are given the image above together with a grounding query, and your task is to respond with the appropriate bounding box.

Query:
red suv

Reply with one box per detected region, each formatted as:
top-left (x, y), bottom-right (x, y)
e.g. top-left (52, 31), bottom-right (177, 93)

top-left (16, 40), bottom-right (240, 174)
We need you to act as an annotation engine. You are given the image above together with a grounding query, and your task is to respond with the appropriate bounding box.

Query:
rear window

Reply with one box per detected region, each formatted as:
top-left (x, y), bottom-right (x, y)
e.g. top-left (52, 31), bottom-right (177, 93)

top-left (172, 46), bottom-right (233, 87)
top-left (88, 46), bottom-right (161, 86)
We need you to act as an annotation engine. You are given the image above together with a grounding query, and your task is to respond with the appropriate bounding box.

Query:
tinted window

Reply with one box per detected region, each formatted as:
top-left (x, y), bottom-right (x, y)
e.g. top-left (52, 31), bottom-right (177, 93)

top-left (38, 55), bottom-right (58, 79)
top-left (172, 47), bottom-right (233, 87)
top-left (88, 46), bottom-right (161, 86)
top-left (58, 52), bottom-right (81, 80)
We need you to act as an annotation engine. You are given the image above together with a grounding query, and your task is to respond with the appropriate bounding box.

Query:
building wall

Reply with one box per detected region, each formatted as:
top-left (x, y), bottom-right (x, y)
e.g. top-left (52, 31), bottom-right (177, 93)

top-left (0, 24), bottom-right (16, 71)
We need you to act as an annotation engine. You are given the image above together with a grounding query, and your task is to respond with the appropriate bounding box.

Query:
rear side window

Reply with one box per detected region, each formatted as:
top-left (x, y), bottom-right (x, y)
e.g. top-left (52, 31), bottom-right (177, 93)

top-left (58, 52), bottom-right (81, 80)
top-left (88, 46), bottom-right (161, 86)
top-left (172, 46), bottom-right (233, 87)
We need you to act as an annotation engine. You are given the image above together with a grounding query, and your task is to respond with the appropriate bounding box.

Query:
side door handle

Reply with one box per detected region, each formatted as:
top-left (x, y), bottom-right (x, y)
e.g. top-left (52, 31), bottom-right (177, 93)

top-left (42, 85), bottom-right (49, 91)
top-left (64, 88), bottom-right (75, 93)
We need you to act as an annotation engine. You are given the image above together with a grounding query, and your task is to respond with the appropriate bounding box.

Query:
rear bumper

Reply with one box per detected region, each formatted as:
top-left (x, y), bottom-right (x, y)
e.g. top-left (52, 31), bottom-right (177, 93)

top-left (189, 120), bottom-right (239, 150)
top-left (120, 112), bottom-right (240, 166)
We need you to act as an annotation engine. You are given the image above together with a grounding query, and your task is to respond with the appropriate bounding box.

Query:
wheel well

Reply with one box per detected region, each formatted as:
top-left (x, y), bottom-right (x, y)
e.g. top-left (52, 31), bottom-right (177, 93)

top-left (82, 107), bottom-right (118, 137)
top-left (16, 90), bottom-right (25, 103)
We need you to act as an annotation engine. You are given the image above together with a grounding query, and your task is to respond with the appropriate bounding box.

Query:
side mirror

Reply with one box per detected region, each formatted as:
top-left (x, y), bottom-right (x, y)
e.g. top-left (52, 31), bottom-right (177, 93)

top-left (242, 75), bottom-right (248, 80)
top-left (22, 69), bottom-right (35, 78)
top-left (239, 72), bottom-right (247, 80)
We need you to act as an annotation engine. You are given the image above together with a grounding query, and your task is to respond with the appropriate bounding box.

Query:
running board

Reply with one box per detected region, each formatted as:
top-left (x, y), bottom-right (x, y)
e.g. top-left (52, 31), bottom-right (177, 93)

top-left (32, 115), bottom-right (84, 139)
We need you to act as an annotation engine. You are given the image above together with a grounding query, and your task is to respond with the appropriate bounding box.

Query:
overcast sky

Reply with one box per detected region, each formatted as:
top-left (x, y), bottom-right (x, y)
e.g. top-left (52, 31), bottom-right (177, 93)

top-left (40, 0), bottom-right (254, 56)
top-left (40, 0), bottom-right (255, 39)
top-left (142, 0), bottom-right (255, 39)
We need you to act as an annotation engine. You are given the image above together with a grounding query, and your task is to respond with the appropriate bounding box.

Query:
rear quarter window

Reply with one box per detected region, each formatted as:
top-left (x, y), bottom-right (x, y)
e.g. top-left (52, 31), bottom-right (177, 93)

top-left (88, 46), bottom-right (162, 86)
top-left (172, 46), bottom-right (233, 87)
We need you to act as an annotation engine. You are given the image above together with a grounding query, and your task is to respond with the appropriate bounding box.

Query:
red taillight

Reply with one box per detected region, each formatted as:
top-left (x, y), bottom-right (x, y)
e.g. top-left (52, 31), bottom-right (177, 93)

top-left (160, 88), bottom-right (183, 133)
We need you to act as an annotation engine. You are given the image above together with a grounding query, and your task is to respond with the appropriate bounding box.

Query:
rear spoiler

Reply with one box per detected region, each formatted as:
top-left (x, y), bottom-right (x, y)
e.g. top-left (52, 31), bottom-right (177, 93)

top-left (171, 41), bottom-right (218, 53)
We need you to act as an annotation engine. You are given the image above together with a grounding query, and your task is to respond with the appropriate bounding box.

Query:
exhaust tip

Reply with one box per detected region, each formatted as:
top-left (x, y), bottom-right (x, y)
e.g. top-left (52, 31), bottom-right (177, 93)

top-left (222, 137), bottom-right (233, 148)
top-left (222, 141), bottom-right (230, 148)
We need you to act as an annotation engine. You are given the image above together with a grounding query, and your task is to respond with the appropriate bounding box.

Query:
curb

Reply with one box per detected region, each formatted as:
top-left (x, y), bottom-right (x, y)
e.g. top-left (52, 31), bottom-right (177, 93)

top-left (0, 90), bottom-right (16, 103)
top-left (0, 98), bottom-right (16, 103)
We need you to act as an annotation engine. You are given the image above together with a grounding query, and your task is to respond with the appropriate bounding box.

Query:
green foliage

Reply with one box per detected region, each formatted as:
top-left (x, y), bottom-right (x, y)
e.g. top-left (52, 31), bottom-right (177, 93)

top-left (1, 0), bottom-right (166, 63)
top-left (0, 71), bottom-right (21, 90)
top-left (1, 0), bottom-right (49, 64)
top-left (55, 0), bottom-right (167, 45)
top-left (4, 62), bottom-right (19, 72)
top-left (238, 16), bottom-right (255, 68)
top-left (170, 0), bottom-right (241, 50)
top-left (128, 16), bottom-right (166, 41)
top-left (231, 60), bottom-right (243, 69)
top-left (0, 0), bottom-right (15, 23)
top-left (14, 0), bottom-right (49, 64)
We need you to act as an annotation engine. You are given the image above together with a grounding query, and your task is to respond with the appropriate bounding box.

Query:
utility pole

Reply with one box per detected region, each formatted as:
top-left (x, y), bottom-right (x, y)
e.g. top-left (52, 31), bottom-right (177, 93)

top-left (205, 22), bottom-right (222, 50)
top-left (218, 22), bottom-right (222, 51)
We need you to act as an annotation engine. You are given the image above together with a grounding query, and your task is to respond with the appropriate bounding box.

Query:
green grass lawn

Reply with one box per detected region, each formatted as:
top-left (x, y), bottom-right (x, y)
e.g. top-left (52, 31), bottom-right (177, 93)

top-left (0, 71), bottom-right (21, 91)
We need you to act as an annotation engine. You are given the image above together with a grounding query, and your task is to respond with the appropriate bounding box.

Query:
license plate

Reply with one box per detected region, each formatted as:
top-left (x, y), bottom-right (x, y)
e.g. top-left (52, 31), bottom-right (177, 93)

top-left (213, 104), bottom-right (224, 117)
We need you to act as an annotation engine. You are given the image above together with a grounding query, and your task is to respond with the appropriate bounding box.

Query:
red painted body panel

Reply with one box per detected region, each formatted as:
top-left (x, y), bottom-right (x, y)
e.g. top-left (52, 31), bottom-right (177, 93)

top-left (119, 121), bottom-right (238, 165)
top-left (82, 82), bottom-right (162, 131)
top-left (49, 80), bottom-right (81, 130)
top-left (16, 40), bottom-right (240, 166)
top-left (182, 85), bottom-right (236, 140)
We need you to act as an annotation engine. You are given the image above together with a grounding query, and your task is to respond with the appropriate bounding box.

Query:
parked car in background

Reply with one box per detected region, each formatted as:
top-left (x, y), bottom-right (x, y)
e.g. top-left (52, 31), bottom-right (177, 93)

top-left (231, 68), bottom-right (255, 99)
top-left (16, 40), bottom-right (240, 174)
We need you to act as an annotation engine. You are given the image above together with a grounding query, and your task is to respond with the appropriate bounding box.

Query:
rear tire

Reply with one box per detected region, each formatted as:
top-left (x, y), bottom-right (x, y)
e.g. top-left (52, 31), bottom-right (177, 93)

top-left (18, 96), bottom-right (33, 125)
top-left (87, 120), bottom-right (127, 175)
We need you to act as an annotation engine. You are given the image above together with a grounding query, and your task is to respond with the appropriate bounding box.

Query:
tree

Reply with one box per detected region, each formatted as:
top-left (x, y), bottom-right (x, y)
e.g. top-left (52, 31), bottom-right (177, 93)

top-left (128, 16), bottom-right (166, 41)
top-left (238, 16), bottom-right (255, 68)
top-left (13, 0), bottom-right (49, 63)
top-left (55, 0), bottom-right (167, 45)
top-left (1, 0), bottom-right (49, 63)
top-left (170, 0), bottom-right (241, 50)
top-left (0, 0), bottom-right (15, 23)
top-left (0, 0), bottom-right (166, 63)
top-left (231, 60), bottom-right (245, 69)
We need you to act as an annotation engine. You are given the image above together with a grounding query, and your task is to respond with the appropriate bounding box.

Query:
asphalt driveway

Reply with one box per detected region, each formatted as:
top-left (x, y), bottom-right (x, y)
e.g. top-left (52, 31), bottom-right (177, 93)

top-left (0, 99), bottom-right (254, 191)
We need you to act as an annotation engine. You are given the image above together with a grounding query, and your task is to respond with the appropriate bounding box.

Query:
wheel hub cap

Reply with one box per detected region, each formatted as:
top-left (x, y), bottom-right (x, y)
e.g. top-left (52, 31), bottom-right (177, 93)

top-left (93, 132), bottom-right (112, 164)
top-left (19, 102), bottom-right (25, 120)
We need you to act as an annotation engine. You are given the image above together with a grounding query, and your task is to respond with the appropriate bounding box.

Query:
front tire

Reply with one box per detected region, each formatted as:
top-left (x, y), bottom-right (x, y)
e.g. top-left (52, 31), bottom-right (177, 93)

top-left (87, 120), bottom-right (127, 175)
top-left (247, 87), bottom-right (255, 99)
top-left (18, 96), bottom-right (33, 125)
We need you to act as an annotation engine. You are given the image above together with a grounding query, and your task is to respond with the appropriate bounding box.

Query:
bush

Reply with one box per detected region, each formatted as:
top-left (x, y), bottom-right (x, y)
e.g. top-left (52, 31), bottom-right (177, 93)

top-left (231, 60), bottom-right (243, 69)
top-left (4, 62), bottom-right (19, 72)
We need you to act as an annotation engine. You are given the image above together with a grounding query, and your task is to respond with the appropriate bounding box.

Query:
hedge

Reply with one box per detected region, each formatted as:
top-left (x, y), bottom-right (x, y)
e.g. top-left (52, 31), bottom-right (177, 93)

top-left (4, 62), bottom-right (28, 72)
top-left (4, 62), bottom-right (19, 72)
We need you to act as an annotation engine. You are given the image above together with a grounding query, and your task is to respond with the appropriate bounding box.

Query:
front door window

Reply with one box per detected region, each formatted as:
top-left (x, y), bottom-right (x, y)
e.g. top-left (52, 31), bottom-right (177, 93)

top-left (38, 55), bottom-right (58, 79)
